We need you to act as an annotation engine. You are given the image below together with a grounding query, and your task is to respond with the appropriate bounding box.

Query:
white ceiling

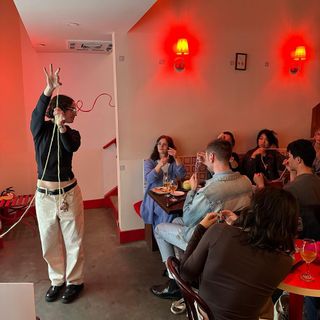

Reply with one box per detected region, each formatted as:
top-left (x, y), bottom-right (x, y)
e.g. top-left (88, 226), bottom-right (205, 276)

top-left (13, 0), bottom-right (157, 53)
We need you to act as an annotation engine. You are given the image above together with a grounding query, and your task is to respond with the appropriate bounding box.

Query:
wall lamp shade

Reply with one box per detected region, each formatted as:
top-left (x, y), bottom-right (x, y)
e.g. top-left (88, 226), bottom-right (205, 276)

top-left (174, 38), bottom-right (189, 72)
top-left (291, 46), bottom-right (306, 61)
top-left (175, 38), bottom-right (189, 55)
top-left (289, 45), bottom-right (307, 74)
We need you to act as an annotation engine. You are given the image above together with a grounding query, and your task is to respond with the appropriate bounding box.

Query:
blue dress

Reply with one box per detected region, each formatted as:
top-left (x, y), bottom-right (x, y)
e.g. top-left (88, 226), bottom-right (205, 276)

top-left (140, 159), bottom-right (186, 228)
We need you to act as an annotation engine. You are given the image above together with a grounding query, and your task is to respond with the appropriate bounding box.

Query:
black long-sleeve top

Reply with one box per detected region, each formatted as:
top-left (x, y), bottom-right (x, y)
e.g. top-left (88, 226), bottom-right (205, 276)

top-left (241, 147), bottom-right (285, 183)
top-left (180, 223), bottom-right (292, 320)
top-left (30, 94), bottom-right (80, 181)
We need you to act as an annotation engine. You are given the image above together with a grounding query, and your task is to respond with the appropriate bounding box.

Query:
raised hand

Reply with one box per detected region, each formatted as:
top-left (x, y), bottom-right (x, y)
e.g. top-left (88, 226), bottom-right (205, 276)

top-left (221, 210), bottom-right (238, 225)
top-left (43, 64), bottom-right (62, 96)
top-left (53, 107), bottom-right (66, 128)
top-left (189, 173), bottom-right (198, 191)
top-left (200, 212), bottom-right (218, 229)
top-left (168, 147), bottom-right (177, 158)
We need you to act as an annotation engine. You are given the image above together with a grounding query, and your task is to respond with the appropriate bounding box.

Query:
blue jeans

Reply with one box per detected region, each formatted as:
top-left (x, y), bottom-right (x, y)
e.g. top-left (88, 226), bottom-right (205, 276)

top-left (154, 217), bottom-right (188, 263)
top-left (304, 297), bottom-right (320, 320)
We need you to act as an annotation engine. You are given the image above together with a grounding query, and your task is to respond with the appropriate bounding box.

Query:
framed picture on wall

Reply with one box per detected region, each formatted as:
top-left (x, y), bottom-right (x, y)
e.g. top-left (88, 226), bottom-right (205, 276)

top-left (235, 53), bottom-right (247, 71)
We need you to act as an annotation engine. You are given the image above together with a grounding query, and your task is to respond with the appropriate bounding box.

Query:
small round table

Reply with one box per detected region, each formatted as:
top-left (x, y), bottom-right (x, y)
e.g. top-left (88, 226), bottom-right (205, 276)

top-left (278, 254), bottom-right (320, 320)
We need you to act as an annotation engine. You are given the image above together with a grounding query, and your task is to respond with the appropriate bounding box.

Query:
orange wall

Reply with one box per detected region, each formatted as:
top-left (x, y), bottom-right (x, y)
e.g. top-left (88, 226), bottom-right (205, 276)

top-left (0, 0), bottom-right (34, 195)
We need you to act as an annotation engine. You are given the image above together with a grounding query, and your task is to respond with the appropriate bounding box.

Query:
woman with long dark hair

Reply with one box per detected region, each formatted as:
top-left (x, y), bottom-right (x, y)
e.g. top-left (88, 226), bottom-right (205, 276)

top-left (180, 187), bottom-right (298, 320)
top-left (241, 129), bottom-right (285, 183)
top-left (141, 135), bottom-right (186, 228)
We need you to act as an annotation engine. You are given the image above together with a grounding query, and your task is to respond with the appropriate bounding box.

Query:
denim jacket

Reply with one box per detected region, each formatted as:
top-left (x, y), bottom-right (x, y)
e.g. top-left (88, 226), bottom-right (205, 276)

top-left (181, 170), bottom-right (252, 241)
top-left (141, 159), bottom-right (186, 226)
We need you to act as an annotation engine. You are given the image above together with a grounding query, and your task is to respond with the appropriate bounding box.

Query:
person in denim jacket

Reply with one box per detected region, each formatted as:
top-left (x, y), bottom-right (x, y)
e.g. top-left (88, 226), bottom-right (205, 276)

top-left (151, 139), bottom-right (252, 299)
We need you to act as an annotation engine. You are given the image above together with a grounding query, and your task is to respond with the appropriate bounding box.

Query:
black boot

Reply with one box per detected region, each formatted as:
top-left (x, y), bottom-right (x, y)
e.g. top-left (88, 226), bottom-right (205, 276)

top-left (150, 279), bottom-right (182, 299)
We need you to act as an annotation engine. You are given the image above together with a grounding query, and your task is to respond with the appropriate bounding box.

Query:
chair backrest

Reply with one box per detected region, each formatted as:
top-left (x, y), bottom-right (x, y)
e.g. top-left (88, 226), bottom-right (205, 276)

top-left (167, 256), bottom-right (214, 320)
top-left (299, 204), bottom-right (320, 241)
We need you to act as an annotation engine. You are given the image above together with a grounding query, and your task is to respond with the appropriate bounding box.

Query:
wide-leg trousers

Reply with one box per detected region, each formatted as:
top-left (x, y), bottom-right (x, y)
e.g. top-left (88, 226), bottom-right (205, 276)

top-left (35, 185), bottom-right (84, 286)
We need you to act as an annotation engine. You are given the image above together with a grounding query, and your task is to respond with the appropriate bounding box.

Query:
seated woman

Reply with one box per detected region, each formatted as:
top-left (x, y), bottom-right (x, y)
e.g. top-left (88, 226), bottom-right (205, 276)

top-left (180, 187), bottom-right (298, 320)
top-left (217, 131), bottom-right (240, 171)
top-left (141, 135), bottom-right (186, 228)
top-left (312, 127), bottom-right (320, 173)
top-left (241, 129), bottom-right (285, 183)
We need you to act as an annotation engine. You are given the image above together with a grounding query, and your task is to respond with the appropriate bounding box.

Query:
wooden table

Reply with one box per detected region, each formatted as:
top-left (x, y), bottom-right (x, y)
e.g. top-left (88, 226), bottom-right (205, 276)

top-left (145, 190), bottom-right (186, 251)
top-left (147, 190), bottom-right (185, 215)
top-left (278, 252), bottom-right (320, 320)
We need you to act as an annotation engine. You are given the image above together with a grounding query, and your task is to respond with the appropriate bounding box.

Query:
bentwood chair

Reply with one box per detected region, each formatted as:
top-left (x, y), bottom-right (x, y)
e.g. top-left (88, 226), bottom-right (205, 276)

top-left (167, 256), bottom-right (213, 320)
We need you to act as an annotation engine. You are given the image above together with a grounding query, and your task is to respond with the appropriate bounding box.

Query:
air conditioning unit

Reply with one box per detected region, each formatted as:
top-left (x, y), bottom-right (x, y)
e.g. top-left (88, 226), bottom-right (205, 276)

top-left (67, 40), bottom-right (112, 54)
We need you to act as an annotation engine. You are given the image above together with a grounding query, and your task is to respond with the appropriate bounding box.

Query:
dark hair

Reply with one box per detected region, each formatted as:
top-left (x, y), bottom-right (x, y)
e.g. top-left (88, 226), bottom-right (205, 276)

top-left (150, 135), bottom-right (176, 163)
top-left (222, 131), bottom-right (235, 147)
top-left (206, 139), bottom-right (232, 163)
top-left (287, 139), bottom-right (316, 167)
top-left (256, 129), bottom-right (279, 148)
top-left (233, 187), bottom-right (298, 253)
top-left (46, 95), bottom-right (75, 119)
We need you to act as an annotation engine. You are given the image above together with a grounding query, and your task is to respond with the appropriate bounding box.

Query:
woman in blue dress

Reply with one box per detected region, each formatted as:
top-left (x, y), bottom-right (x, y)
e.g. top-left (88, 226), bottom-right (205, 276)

top-left (141, 135), bottom-right (186, 228)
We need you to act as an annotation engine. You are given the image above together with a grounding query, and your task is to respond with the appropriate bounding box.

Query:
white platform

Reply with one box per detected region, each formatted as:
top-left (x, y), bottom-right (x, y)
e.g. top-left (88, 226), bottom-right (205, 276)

top-left (0, 283), bottom-right (36, 320)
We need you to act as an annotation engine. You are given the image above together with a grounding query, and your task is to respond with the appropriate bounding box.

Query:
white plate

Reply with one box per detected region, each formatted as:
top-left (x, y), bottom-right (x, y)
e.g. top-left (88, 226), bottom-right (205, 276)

top-left (170, 191), bottom-right (185, 197)
top-left (151, 187), bottom-right (169, 194)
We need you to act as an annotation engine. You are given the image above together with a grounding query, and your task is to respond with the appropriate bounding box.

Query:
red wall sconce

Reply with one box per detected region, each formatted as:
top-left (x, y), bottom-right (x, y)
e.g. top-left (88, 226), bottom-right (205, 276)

top-left (289, 45), bottom-right (307, 74)
top-left (174, 38), bottom-right (189, 72)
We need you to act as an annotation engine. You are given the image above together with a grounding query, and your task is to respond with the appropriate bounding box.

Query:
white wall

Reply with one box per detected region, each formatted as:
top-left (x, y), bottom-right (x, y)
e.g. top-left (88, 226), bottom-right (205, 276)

top-left (114, 0), bottom-right (320, 231)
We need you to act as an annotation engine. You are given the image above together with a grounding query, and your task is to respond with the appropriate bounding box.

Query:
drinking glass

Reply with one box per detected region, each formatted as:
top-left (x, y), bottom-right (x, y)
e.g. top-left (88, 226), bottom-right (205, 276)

top-left (300, 238), bottom-right (317, 282)
top-left (163, 173), bottom-right (169, 190)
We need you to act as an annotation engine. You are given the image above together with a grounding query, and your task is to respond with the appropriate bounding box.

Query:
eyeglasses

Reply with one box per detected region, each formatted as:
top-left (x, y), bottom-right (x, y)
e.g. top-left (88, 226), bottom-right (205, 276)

top-left (66, 107), bottom-right (77, 113)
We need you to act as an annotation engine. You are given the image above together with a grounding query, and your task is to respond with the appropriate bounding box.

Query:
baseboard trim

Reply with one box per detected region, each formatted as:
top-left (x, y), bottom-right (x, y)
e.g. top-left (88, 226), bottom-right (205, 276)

top-left (83, 193), bottom-right (145, 244)
top-left (83, 198), bottom-right (105, 209)
top-left (118, 228), bottom-right (145, 244)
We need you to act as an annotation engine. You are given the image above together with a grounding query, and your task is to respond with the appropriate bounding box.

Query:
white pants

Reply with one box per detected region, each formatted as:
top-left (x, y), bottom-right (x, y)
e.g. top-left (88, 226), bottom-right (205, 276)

top-left (35, 185), bottom-right (84, 286)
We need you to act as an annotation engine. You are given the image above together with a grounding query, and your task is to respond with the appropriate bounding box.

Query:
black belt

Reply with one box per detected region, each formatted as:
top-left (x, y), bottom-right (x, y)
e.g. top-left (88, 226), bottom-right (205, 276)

top-left (37, 181), bottom-right (77, 195)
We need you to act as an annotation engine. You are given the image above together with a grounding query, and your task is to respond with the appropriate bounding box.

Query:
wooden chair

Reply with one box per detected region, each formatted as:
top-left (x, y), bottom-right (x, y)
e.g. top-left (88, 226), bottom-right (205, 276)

top-left (299, 204), bottom-right (320, 241)
top-left (167, 256), bottom-right (214, 320)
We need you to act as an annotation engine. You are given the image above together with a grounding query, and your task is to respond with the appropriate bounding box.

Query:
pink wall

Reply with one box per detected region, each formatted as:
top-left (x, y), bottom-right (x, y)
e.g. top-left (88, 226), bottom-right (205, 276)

top-left (1, 0), bottom-right (116, 200)
top-left (114, 0), bottom-right (320, 231)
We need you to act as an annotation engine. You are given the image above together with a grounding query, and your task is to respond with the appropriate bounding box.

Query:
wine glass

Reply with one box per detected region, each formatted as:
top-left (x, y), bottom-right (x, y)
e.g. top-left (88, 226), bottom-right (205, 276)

top-left (300, 238), bottom-right (317, 282)
top-left (170, 179), bottom-right (178, 195)
top-left (163, 173), bottom-right (169, 190)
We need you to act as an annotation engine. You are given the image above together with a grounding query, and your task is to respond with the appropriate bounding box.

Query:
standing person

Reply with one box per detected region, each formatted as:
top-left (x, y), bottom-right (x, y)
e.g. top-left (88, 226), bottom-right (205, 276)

top-left (180, 187), bottom-right (298, 320)
top-left (140, 135), bottom-right (186, 228)
top-left (30, 64), bottom-right (84, 303)
top-left (241, 129), bottom-right (285, 183)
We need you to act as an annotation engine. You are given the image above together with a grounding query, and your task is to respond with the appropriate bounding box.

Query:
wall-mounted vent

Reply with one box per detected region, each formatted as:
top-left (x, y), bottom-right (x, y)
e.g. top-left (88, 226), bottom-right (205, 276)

top-left (67, 40), bottom-right (112, 54)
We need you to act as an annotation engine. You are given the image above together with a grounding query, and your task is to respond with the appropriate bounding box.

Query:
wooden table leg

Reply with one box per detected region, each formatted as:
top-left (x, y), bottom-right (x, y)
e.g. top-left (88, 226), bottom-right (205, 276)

top-left (145, 224), bottom-right (159, 252)
top-left (289, 293), bottom-right (303, 320)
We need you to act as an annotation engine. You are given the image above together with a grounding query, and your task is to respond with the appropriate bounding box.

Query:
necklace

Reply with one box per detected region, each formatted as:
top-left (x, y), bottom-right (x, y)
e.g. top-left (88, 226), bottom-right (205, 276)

top-left (261, 156), bottom-right (268, 171)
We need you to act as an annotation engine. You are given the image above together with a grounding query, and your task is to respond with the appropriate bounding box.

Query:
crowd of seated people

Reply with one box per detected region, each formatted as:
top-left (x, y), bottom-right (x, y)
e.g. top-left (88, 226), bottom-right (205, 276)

top-left (141, 131), bottom-right (320, 320)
